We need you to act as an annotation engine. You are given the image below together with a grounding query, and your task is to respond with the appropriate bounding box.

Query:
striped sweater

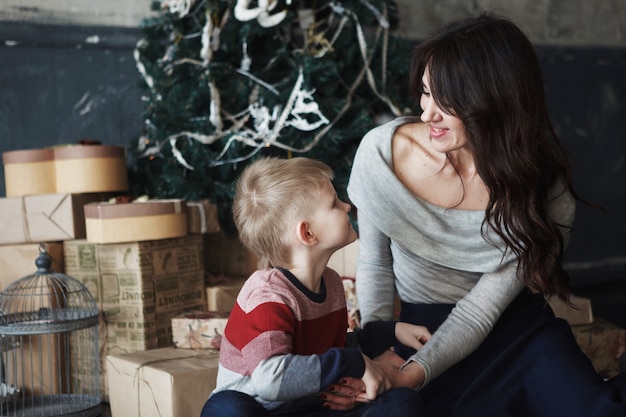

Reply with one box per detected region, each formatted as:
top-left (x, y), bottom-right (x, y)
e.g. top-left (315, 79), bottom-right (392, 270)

top-left (212, 267), bottom-right (396, 410)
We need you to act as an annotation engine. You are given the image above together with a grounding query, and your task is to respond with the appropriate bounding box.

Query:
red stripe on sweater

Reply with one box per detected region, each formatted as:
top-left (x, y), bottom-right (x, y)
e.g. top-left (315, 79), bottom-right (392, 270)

top-left (225, 301), bottom-right (348, 355)
top-left (225, 301), bottom-right (295, 351)
top-left (293, 307), bottom-right (348, 354)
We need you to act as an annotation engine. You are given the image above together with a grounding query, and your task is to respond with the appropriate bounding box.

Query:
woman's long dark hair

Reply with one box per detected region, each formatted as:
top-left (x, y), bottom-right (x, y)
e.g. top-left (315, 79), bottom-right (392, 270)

top-left (409, 13), bottom-right (575, 299)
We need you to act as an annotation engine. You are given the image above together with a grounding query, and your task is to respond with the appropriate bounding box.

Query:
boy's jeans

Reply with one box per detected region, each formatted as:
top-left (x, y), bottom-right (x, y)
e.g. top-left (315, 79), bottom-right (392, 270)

top-left (200, 387), bottom-right (423, 417)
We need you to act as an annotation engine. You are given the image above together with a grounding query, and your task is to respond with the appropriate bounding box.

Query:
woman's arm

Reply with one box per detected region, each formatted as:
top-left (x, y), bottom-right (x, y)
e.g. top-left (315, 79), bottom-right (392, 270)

top-left (407, 262), bottom-right (525, 387)
top-left (354, 212), bottom-right (397, 324)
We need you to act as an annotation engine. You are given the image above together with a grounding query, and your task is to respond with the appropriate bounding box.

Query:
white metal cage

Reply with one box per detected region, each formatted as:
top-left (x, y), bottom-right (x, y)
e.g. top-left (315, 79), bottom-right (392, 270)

top-left (0, 245), bottom-right (101, 417)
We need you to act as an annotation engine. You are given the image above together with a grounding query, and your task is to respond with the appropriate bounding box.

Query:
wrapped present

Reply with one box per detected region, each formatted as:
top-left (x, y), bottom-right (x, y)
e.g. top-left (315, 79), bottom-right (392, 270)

top-left (84, 199), bottom-right (187, 243)
top-left (0, 193), bottom-right (113, 245)
top-left (205, 278), bottom-right (246, 314)
top-left (187, 200), bottom-right (221, 234)
top-left (53, 144), bottom-right (128, 194)
top-left (64, 235), bottom-right (206, 399)
top-left (342, 277), bottom-right (361, 331)
top-left (549, 294), bottom-right (594, 325)
top-left (107, 347), bottom-right (219, 417)
top-left (572, 318), bottom-right (626, 379)
top-left (0, 242), bottom-right (64, 289)
top-left (172, 311), bottom-right (229, 349)
top-left (3, 145), bottom-right (128, 197)
top-left (64, 235), bottom-right (206, 320)
top-left (2, 148), bottom-right (56, 197)
top-left (203, 232), bottom-right (258, 280)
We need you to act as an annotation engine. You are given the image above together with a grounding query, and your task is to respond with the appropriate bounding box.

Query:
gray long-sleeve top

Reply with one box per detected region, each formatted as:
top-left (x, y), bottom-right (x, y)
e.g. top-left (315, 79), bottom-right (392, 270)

top-left (347, 116), bottom-right (576, 387)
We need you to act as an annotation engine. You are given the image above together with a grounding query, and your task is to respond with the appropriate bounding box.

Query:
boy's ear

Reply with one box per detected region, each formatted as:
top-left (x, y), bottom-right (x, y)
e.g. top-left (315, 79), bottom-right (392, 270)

top-left (295, 220), bottom-right (317, 246)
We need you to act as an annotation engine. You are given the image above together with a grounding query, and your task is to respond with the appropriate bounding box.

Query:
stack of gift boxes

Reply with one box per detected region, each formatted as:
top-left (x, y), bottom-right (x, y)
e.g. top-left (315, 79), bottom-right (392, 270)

top-left (0, 145), bottom-right (258, 417)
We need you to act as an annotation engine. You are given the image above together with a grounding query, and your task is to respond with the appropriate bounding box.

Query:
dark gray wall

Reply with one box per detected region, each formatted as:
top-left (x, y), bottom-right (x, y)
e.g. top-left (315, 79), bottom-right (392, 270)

top-left (0, 23), bottom-right (144, 177)
top-left (0, 1), bottom-right (625, 289)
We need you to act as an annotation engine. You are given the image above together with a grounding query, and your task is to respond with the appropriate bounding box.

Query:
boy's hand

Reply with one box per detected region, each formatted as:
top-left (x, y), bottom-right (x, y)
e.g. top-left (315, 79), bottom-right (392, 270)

top-left (395, 322), bottom-right (431, 351)
top-left (321, 354), bottom-right (391, 410)
top-left (360, 354), bottom-right (390, 401)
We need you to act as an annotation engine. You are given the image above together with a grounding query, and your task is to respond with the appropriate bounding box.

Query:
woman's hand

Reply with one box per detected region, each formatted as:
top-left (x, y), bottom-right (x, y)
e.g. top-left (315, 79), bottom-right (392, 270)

top-left (321, 351), bottom-right (410, 410)
top-left (321, 354), bottom-right (391, 410)
top-left (321, 377), bottom-right (367, 410)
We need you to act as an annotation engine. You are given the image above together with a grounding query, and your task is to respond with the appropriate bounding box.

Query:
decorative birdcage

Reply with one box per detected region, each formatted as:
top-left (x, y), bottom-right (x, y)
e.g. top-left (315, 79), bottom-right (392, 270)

top-left (0, 244), bottom-right (101, 417)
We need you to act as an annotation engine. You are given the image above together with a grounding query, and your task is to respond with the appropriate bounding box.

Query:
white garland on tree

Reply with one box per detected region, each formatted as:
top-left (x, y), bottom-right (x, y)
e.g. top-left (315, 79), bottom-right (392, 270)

top-left (234, 0), bottom-right (293, 28)
top-left (136, 0), bottom-right (403, 169)
top-left (162, 0), bottom-right (195, 18)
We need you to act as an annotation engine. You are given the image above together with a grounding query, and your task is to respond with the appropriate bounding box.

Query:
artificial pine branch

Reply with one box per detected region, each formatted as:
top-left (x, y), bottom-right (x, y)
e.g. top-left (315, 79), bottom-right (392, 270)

top-left (129, 0), bottom-right (417, 233)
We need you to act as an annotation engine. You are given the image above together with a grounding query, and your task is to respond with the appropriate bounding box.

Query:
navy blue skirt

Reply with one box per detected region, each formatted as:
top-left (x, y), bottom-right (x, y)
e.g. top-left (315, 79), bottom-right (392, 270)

top-left (396, 290), bottom-right (626, 417)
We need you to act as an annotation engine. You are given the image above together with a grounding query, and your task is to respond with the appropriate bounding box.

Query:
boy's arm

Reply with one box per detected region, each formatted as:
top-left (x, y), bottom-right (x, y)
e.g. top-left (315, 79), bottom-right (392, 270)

top-left (346, 321), bottom-right (432, 358)
top-left (345, 321), bottom-right (398, 358)
top-left (251, 347), bottom-right (366, 401)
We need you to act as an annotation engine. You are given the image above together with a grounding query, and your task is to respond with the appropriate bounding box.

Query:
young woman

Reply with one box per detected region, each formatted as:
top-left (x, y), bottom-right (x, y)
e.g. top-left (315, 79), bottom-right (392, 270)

top-left (333, 13), bottom-right (626, 416)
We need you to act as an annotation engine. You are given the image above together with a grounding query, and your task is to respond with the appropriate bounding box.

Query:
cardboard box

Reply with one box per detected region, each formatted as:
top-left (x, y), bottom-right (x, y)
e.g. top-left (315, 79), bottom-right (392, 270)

top-left (343, 278), bottom-right (361, 330)
top-left (549, 294), bottom-right (594, 325)
top-left (203, 232), bottom-right (258, 280)
top-left (53, 145), bottom-right (128, 194)
top-left (107, 347), bottom-right (219, 417)
top-left (0, 242), bottom-right (64, 289)
top-left (0, 193), bottom-right (112, 245)
top-left (205, 278), bottom-right (246, 314)
top-left (64, 235), bottom-right (207, 399)
top-left (3, 145), bottom-right (128, 197)
top-left (572, 318), bottom-right (626, 379)
top-left (84, 199), bottom-right (188, 244)
top-left (64, 235), bottom-right (206, 319)
top-left (187, 200), bottom-right (221, 234)
top-left (2, 148), bottom-right (56, 197)
top-left (172, 311), bottom-right (229, 349)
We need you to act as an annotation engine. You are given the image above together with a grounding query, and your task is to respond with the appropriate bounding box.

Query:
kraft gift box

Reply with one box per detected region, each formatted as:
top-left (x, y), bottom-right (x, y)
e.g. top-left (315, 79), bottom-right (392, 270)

top-left (205, 278), bottom-right (247, 314)
top-left (53, 144), bottom-right (128, 194)
top-left (84, 199), bottom-right (187, 244)
top-left (0, 242), bottom-right (64, 289)
top-left (2, 148), bottom-right (56, 197)
top-left (64, 235), bottom-right (206, 399)
top-left (186, 199), bottom-right (221, 234)
top-left (171, 311), bottom-right (229, 349)
top-left (3, 145), bottom-right (128, 196)
top-left (0, 193), bottom-right (113, 245)
top-left (107, 347), bottom-right (219, 417)
top-left (549, 294), bottom-right (594, 326)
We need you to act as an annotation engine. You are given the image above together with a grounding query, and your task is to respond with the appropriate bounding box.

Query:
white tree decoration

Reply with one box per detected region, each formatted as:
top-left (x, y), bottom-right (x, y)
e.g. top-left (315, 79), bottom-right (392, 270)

top-left (135, 0), bottom-right (404, 170)
top-left (234, 0), bottom-right (293, 28)
top-left (162, 0), bottom-right (196, 18)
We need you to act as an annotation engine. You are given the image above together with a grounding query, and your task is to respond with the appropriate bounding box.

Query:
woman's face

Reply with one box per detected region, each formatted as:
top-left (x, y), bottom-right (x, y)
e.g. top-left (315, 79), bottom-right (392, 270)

top-left (419, 68), bottom-right (467, 154)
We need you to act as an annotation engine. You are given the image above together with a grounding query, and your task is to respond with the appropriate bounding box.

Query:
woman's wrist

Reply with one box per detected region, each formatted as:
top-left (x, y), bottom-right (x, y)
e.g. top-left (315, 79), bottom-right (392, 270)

top-left (399, 360), bottom-right (426, 389)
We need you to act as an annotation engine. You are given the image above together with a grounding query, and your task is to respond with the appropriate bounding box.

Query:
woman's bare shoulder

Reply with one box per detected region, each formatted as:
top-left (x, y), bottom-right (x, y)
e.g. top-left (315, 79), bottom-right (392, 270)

top-left (392, 121), bottom-right (439, 168)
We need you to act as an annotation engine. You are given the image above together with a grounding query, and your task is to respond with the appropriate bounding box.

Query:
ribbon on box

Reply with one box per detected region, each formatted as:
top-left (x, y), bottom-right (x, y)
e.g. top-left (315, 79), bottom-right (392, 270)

top-left (187, 202), bottom-right (207, 234)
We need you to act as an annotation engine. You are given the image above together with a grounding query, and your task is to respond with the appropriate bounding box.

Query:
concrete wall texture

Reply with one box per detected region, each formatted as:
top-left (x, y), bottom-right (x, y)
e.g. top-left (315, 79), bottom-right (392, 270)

top-left (0, 0), bottom-right (624, 288)
top-left (0, 0), bottom-right (625, 46)
top-left (395, 0), bottom-right (626, 46)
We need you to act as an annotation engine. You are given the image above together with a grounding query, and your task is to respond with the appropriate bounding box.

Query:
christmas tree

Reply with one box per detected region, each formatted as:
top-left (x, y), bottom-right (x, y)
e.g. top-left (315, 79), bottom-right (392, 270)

top-left (129, 0), bottom-right (416, 233)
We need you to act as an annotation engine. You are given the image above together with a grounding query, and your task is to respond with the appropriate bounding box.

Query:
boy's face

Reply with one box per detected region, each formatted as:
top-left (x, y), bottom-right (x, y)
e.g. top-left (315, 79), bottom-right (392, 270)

top-left (308, 179), bottom-right (357, 252)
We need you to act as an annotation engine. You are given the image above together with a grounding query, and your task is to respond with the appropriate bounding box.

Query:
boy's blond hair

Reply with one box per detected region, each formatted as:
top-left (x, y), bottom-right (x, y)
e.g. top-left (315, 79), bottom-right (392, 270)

top-left (233, 157), bottom-right (334, 268)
